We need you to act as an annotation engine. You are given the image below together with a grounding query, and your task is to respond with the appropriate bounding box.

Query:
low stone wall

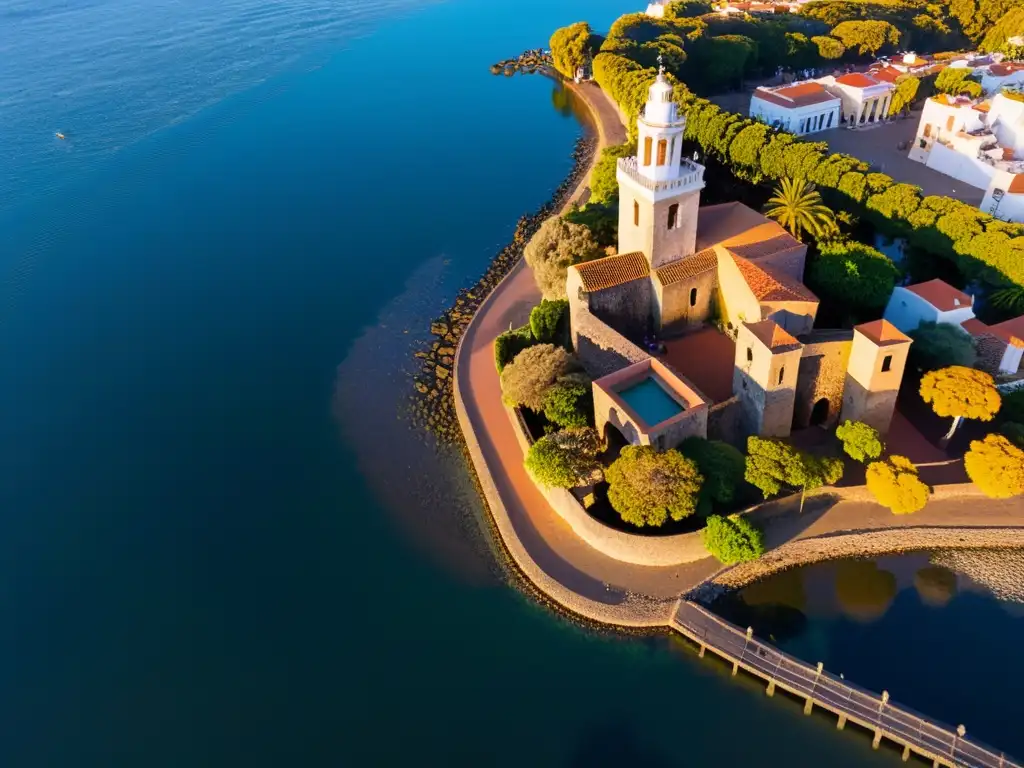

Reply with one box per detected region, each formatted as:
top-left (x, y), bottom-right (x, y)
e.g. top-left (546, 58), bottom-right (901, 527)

top-left (707, 396), bottom-right (743, 447)
top-left (571, 304), bottom-right (650, 379)
top-left (507, 406), bottom-right (709, 567)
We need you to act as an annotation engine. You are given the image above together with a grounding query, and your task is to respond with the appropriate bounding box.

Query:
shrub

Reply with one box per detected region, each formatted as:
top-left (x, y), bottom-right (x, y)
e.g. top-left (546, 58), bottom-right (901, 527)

top-left (606, 446), bottom-right (704, 527)
top-left (908, 321), bottom-right (977, 372)
top-left (865, 455), bottom-right (930, 514)
top-left (564, 202), bottom-right (617, 248)
top-left (702, 514), bottom-right (765, 564)
top-left (836, 420), bottom-right (884, 463)
top-left (998, 421), bottom-right (1024, 448)
top-left (494, 324), bottom-right (535, 373)
top-left (678, 436), bottom-right (746, 515)
top-left (590, 142), bottom-right (636, 205)
top-left (964, 434), bottom-right (1024, 498)
top-left (1000, 388), bottom-right (1024, 424)
top-left (500, 344), bottom-right (576, 411)
top-left (529, 299), bottom-right (569, 344)
top-left (524, 427), bottom-right (603, 489)
top-left (542, 375), bottom-right (593, 428)
top-left (524, 217), bottom-right (603, 300)
top-left (808, 241), bottom-right (899, 317)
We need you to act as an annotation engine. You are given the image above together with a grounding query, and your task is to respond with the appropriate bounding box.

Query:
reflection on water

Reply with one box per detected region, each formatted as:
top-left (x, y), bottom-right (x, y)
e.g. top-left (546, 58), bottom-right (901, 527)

top-left (715, 550), bottom-right (1024, 757)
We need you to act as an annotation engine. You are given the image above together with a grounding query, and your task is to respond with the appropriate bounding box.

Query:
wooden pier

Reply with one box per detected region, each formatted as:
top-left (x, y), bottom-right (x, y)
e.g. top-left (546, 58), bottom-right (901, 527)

top-left (671, 601), bottom-right (1020, 768)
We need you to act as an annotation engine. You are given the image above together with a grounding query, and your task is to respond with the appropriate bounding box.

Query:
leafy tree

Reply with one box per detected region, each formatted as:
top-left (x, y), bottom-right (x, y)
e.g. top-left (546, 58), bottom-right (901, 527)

top-left (702, 514), bottom-right (765, 564)
top-left (919, 365), bottom-right (1001, 444)
top-left (907, 321), bottom-right (977, 372)
top-left (829, 20), bottom-right (901, 56)
top-left (564, 202), bottom-right (617, 248)
top-left (525, 427), bottom-right (603, 489)
top-left (957, 0), bottom-right (1018, 45)
top-left (542, 375), bottom-right (593, 429)
top-left (990, 284), bottom-right (1024, 315)
top-left (529, 299), bottom-right (569, 344)
top-left (764, 177), bottom-right (837, 241)
top-left (494, 323), bottom-right (535, 373)
top-left (745, 436), bottom-right (844, 512)
top-left (589, 142), bottom-right (636, 205)
top-left (935, 67), bottom-right (983, 99)
top-left (836, 420), bottom-right (884, 462)
top-left (999, 421), bottom-right (1024, 448)
top-left (550, 22), bottom-right (594, 79)
top-left (1000, 388), bottom-right (1024, 424)
top-left (812, 35), bottom-right (846, 60)
top-left (524, 217), bottom-right (603, 300)
top-left (865, 455), bottom-right (930, 514)
top-left (964, 433), bottom-right (1024, 498)
top-left (606, 446), bottom-right (704, 527)
top-left (664, 0), bottom-right (714, 19)
top-left (981, 6), bottom-right (1024, 52)
top-left (808, 240), bottom-right (899, 316)
top-left (500, 344), bottom-right (576, 411)
top-left (889, 75), bottom-right (920, 115)
top-left (684, 35), bottom-right (756, 93)
top-left (678, 437), bottom-right (746, 515)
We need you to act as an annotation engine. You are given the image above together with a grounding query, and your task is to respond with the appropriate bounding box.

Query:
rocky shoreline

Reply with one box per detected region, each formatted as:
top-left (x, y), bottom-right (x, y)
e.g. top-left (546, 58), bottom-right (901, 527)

top-left (490, 49), bottom-right (552, 77)
top-left (409, 135), bottom-right (596, 442)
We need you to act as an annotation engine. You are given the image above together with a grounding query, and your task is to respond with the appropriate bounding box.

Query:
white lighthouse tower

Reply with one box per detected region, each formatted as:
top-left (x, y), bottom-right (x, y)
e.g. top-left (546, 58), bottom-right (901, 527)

top-left (616, 57), bottom-right (705, 270)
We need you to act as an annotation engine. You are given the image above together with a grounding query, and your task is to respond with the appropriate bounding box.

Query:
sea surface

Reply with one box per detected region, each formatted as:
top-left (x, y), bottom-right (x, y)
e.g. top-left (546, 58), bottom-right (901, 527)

top-left (0, 0), bottom-right (1004, 765)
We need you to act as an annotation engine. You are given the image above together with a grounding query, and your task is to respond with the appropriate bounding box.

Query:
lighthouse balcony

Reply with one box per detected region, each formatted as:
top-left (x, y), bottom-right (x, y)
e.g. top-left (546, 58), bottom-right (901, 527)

top-left (617, 156), bottom-right (705, 193)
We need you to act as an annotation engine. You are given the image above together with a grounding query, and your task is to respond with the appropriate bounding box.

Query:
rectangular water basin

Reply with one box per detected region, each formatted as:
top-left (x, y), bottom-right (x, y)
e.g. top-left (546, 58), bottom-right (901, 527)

top-left (617, 376), bottom-right (685, 427)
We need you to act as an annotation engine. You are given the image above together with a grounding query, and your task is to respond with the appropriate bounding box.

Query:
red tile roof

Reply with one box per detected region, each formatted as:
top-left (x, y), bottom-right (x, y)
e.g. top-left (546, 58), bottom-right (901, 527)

top-left (854, 319), bottom-right (911, 346)
top-left (836, 73), bottom-right (882, 89)
top-left (731, 253), bottom-right (817, 303)
top-left (990, 316), bottom-right (1024, 348)
top-left (655, 248), bottom-right (718, 287)
top-left (753, 82), bottom-right (839, 109)
top-left (990, 62), bottom-right (1024, 77)
top-left (904, 279), bottom-right (972, 312)
top-left (573, 251), bottom-right (649, 292)
top-left (745, 320), bottom-right (801, 351)
top-left (869, 66), bottom-right (903, 84)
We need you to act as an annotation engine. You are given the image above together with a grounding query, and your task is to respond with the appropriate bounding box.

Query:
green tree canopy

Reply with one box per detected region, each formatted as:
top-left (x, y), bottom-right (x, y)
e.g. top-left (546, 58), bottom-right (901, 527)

top-left (678, 436), bottom-right (746, 515)
top-left (684, 35), bottom-right (756, 92)
top-left (764, 177), bottom-right (837, 241)
top-left (866, 455), bottom-right (931, 514)
top-left (808, 240), bottom-right (899, 316)
top-left (829, 20), bottom-right (901, 55)
top-left (525, 427), bottom-right (603, 489)
top-left (542, 374), bottom-right (593, 429)
top-left (836, 420), bottom-right (884, 462)
top-left (812, 34), bottom-right (846, 59)
top-left (935, 67), bottom-right (983, 98)
top-left (589, 142), bottom-right (636, 205)
top-left (908, 321), bottom-right (977, 372)
top-left (550, 22), bottom-right (594, 79)
top-left (494, 323), bottom-right (535, 373)
top-left (702, 514), bottom-right (765, 564)
top-left (919, 365), bottom-right (1001, 442)
top-left (529, 299), bottom-right (569, 344)
top-left (745, 436), bottom-right (844, 510)
top-left (606, 446), bottom-right (704, 527)
top-left (564, 202), bottom-right (617, 248)
top-left (524, 216), bottom-right (603, 300)
top-left (964, 433), bottom-right (1024, 498)
top-left (500, 344), bottom-right (577, 411)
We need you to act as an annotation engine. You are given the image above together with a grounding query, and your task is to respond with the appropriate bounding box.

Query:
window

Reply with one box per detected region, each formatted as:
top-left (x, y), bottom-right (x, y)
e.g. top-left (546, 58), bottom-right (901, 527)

top-left (778, 367), bottom-right (785, 385)
top-left (827, 111), bottom-right (834, 128)
top-left (690, 287), bottom-right (697, 307)
top-left (882, 355), bottom-right (892, 373)
top-left (656, 139), bottom-right (667, 166)
top-left (746, 347), bottom-right (753, 362)
top-left (667, 203), bottom-right (678, 230)
top-left (923, 123), bottom-right (932, 138)
top-left (643, 136), bottom-right (652, 166)
top-left (798, 119), bottom-right (805, 133)
top-left (634, 200), bottom-right (640, 226)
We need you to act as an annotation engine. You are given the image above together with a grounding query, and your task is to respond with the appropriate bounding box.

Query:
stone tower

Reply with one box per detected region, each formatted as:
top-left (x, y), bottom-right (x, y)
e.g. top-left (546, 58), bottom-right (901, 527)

top-left (733, 320), bottom-right (803, 438)
top-left (616, 59), bottom-right (705, 270)
top-left (840, 320), bottom-right (911, 436)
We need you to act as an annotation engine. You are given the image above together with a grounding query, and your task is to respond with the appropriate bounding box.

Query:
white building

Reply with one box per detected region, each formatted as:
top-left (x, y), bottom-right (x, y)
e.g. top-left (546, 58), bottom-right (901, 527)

top-left (749, 81), bottom-right (841, 134)
top-left (908, 91), bottom-right (1024, 221)
top-left (645, 1), bottom-right (668, 16)
top-left (981, 62), bottom-right (1024, 95)
top-left (883, 279), bottom-right (1024, 375)
top-left (817, 73), bottom-right (895, 125)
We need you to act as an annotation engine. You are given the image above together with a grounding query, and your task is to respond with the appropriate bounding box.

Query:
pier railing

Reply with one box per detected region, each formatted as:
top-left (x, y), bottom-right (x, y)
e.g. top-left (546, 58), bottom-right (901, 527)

top-left (672, 601), bottom-right (1020, 768)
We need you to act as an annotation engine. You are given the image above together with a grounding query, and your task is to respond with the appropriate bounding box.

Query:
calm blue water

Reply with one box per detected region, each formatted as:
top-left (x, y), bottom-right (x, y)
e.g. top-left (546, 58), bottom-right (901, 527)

top-left (0, 1), bottom-right (948, 765)
top-left (619, 377), bottom-right (684, 426)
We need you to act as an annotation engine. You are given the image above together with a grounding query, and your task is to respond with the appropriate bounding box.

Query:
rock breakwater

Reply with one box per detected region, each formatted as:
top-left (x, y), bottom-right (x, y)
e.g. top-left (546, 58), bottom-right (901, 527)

top-left (409, 135), bottom-right (596, 442)
top-left (932, 548), bottom-right (1024, 604)
top-left (490, 49), bottom-right (552, 77)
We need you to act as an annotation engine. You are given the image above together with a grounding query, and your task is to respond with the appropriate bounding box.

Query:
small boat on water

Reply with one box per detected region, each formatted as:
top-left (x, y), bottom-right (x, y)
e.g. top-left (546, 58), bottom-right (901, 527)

top-left (55, 132), bottom-right (66, 140)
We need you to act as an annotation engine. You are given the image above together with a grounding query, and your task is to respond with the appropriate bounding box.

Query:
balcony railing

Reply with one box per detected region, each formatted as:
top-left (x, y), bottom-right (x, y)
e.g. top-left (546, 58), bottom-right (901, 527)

top-left (617, 156), bottom-right (705, 192)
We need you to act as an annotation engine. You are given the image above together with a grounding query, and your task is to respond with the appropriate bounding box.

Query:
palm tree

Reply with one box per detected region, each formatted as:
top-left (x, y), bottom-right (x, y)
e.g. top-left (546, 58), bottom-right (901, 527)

top-left (990, 284), bottom-right (1024, 315)
top-left (763, 177), bottom-right (837, 241)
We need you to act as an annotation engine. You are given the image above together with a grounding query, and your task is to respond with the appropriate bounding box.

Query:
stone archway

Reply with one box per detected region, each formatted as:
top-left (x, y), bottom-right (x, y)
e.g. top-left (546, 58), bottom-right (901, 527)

top-left (810, 397), bottom-right (830, 427)
top-left (602, 422), bottom-right (630, 462)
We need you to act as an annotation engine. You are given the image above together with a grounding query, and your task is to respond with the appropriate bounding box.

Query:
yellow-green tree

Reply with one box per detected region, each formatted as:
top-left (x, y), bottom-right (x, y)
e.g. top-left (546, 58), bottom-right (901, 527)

top-left (964, 434), bottom-right (1024, 498)
top-left (550, 22), bottom-right (593, 80)
top-left (865, 455), bottom-right (931, 514)
top-left (919, 366), bottom-right (1001, 444)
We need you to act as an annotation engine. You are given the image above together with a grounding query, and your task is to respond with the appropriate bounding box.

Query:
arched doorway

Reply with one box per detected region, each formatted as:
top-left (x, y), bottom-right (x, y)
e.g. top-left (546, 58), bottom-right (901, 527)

top-left (810, 398), bottom-right (830, 427)
top-left (602, 422), bottom-right (630, 462)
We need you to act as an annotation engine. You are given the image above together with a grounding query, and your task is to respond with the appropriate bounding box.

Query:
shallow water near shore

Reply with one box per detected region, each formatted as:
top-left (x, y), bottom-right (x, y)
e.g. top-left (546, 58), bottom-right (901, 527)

top-left (0, 0), bottom-right (1015, 765)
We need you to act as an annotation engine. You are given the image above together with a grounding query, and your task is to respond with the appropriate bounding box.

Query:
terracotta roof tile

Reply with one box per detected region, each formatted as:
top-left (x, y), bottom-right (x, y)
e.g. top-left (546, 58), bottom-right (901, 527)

top-left (854, 319), bottom-right (911, 346)
top-left (730, 252), bottom-right (817, 302)
top-left (990, 63), bottom-right (1024, 77)
top-left (695, 202), bottom-right (801, 258)
top-left (654, 248), bottom-right (718, 286)
top-left (960, 317), bottom-right (990, 335)
top-left (572, 251), bottom-right (649, 292)
top-left (1009, 174), bottom-right (1024, 193)
top-left (990, 316), bottom-right (1024, 348)
top-left (904, 279), bottom-right (972, 312)
top-left (745, 320), bottom-right (801, 351)
top-left (752, 82), bottom-right (839, 109)
top-left (836, 73), bottom-right (883, 89)
top-left (869, 66), bottom-right (903, 84)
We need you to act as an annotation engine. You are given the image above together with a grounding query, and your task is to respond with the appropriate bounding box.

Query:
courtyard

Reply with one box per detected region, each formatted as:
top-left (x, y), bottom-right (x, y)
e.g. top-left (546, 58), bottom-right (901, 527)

top-left (659, 325), bottom-right (736, 403)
